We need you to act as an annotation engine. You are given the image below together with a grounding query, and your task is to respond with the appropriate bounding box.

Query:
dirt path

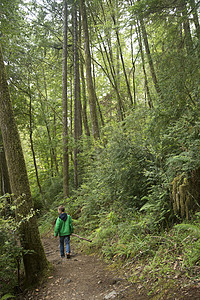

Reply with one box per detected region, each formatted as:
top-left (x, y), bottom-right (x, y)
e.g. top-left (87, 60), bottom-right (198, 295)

top-left (18, 236), bottom-right (145, 300)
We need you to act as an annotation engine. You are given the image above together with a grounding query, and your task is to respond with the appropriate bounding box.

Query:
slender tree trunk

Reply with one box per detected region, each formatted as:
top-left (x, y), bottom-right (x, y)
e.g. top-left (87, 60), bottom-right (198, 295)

top-left (91, 44), bottom-right (105, 126)
top-left (28, 77), bottom-right (43, 195)
top-left (108, 0), bottom-right (133, 106)
top-left (0, 44), bottom-right (48, 286)
top-left (62, 0), bottom-right (69, 197)
top-left (136, 21), bottom-right (153, 108)
top-left (35, 75), bottom-right (55, 176)
top-left (53, 112), bottom-right (59, 174)
top-left (96, 34), bottom-right (124, 120)
top-left (181, 0), bottom-right (193, 55)
top-left (80, 58), bottom-right (90, 136)
top-left (90, 8), bottom-right (124, 120)
top-left (78, 11), bottom-right (83, 138)
top-left (73, 4), bottom-right (81, 189)
top-left (189, 0), bottom-right (200, 40)
top-left (139, 17), bottom-right (163, 98)
top-left (42, 68), bottom-right (59, 176)
top-left (80, 0), bottom-right (100, 140)
top-left (131, 25), bottom-right (137, 106)
top-left (79, 10), bottom-right (90, 137)
top-left (116, 0), bottom-right (120, 88)
top-left (70, 65), bottom-right (73, 137)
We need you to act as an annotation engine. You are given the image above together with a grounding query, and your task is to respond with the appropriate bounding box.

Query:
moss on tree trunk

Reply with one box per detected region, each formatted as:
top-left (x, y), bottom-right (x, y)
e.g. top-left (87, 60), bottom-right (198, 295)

top-left (171, 169), bottom-right (200, 220)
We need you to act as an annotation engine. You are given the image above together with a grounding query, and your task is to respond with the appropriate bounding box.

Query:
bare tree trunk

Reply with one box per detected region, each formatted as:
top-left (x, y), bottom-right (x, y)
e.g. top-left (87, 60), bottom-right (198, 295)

top-left (80, 58), bottom-right (90, 136)
top-left (139, 16), bottom-right (163, 98)
top-left (91, 44), bottom-right (105, 126)
top-left (90, 8), bottom-right (124, 120)
top-left (108, 0), bottom-right (133, 106)
top-left (73, 3), bottom-right (81, 189)
top-left (28, 76), bottom-right (43, 195)
top-left (62, 0), bottom-right (69, 197)
top-left (0, 44), bottom-right (48, 286)
top-left (80, 0), bottom-right (100, 140)
top-left (53, 112), bottom-right (59, 174)
top-left (79, 9), bottom-right (90, 137)
top-left (189, 0), bottom-right (200, 40)
top-left (181, 0), bottom-right (193, 55)
top-left (136, 21), bottom-right (153, 108)
top-left (131, 25), bottom-right (137, 106)
top-left (42, 68), bottom-right (59, 176)
top-left (0, 131), bottom-right (11, 195)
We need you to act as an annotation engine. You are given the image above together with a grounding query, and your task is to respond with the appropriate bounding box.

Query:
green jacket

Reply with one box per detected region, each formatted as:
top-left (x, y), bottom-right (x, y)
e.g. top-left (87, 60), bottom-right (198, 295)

top-left (54, 213), bottom-right (73, 237)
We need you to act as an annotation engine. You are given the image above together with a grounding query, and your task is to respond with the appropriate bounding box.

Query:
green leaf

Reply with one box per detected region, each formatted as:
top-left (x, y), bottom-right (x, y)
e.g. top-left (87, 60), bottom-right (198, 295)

top-left (0, 294), bottom-right (15, 300)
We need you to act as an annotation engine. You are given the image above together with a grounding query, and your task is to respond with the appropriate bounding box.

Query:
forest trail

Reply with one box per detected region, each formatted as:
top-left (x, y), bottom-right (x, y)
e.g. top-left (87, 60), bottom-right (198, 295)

top-left (18, 235), bottom-right (145, 300)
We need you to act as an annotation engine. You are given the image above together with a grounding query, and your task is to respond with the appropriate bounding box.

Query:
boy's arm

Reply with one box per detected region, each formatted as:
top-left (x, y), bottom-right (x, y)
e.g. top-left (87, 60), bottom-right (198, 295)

top-left (54, 218), bottom-right (60, 236)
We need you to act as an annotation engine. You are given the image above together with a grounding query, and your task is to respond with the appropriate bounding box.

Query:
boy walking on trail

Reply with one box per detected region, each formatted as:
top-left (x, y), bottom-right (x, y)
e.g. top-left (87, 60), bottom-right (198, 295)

top-left (54, 205), bottom-right (73, 258)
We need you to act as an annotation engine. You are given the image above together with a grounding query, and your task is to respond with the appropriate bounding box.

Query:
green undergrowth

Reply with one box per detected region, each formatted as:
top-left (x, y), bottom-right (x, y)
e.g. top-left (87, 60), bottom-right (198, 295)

top-left (75, 211), bottom-right (200, 297)
top-left (37, 194), bottom-right (200, 298)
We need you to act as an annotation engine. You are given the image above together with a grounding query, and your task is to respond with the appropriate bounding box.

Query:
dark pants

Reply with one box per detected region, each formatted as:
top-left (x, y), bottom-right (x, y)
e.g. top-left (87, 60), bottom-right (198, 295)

top-left (59, 235), bottom-right (70, 257)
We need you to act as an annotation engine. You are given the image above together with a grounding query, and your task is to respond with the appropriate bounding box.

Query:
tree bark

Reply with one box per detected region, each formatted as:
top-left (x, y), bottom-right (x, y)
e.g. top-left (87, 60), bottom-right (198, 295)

top-left (91, 44), bottom-right (105, 126)
top-left (137, 4), bottom-right (163, 100)
top-left (62, 0), bottom-right (69, 197)
top-left (73, 3), bottom-right (81, 189)
top-left (108, 0), bottom-right (133, 106)
top-left (0, 131), bottom-right (11, 195)
top-left (131, 25), bottom-right (137, 106)
top-left (0, 44), bottom-right (48, 285)
top-left (136, 21), bottom-right (153, 108)
top-left (80, 58), bottom-right (90, 136)
top-left (79, 8), bottom-right (90, 137)
top-left (181, 0), bottom-right (193, 55)
top-left (28, 78), bottom-right (43, 196)
top-left (80, 0), bottom-right (100, 140)
top-left (189, 0), bottom-right (200, 41)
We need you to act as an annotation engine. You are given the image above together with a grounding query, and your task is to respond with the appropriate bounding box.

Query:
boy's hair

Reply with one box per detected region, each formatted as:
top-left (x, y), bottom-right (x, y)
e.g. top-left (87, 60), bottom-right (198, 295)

top-left (58, 205), bottom-right (65, 212)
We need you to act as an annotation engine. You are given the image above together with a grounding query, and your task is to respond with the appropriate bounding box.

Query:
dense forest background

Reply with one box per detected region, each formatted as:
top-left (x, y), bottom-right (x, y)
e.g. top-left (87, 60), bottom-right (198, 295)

top-left (0, 0), bottom-right (200, 298)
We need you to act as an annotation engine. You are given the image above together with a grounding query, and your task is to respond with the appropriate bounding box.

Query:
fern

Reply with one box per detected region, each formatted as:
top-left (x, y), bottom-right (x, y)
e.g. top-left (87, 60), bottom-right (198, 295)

top-left (175, 223), bottom-right (200, 238)
top-left (0, 294), bottom-right (15, 300)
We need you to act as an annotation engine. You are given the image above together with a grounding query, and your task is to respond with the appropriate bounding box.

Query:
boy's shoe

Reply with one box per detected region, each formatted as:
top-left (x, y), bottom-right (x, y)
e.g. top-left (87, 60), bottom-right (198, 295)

top-left (66, 253), bottom-right (70, 259)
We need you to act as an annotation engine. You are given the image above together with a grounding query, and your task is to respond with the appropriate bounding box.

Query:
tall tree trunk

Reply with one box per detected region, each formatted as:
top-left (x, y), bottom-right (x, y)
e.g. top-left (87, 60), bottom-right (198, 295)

top-left (73, 4), bottom-right (81, 189)
top-left (53, 112), bottom-right (59, 174)
top-left (181, 0), bottom-right (193, 55)
top-left (131, 25), bottom-right (137, 106)
top-left (79, 10), bottom-right (90, 137)
top-left (0, 131), bottom-right (11, 195)
top-left (136, 21), bottom-right (153, 108)
top-left (28, 77), bottom-right (43, 195)
top-left (90, 8), bottom-right (124, 121)
top-left (0, 44), bottom-right (48, 285)
top-left (80, 0), bottom-right (100, 140)
top-left (189, 0), bottom-right (200, 41)
top-left (80, 58), bottom-right (90, 136)
top-left (97, 36), bottom-right (124, 120)
top-left (62, 0), bottom-right (69, 197)
top-left (108, 0), bottom-right (133, 106)
top-left (42, 68), bottom-right (59, 176)
top-left (138, 8), bottom-right (163, 99)
top-left (91, 44), bottom-right (105, 126)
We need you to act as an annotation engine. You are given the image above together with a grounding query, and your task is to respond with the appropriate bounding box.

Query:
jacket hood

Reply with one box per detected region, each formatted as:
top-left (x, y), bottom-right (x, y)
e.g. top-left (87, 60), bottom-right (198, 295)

top-left (59, 212), bottom-right (68, 221)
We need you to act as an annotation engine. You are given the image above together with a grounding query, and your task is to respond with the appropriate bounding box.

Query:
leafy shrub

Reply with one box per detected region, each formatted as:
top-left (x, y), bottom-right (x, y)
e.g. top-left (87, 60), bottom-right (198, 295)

top-left (0, 195), bottom-right (23, 298)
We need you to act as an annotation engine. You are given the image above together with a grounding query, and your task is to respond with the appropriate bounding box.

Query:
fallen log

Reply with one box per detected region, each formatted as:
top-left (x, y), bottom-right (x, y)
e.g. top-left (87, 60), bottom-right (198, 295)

top-left (71, 233), bottom-right (92, 243)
